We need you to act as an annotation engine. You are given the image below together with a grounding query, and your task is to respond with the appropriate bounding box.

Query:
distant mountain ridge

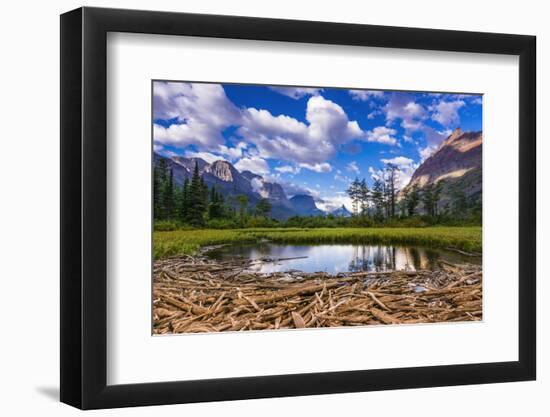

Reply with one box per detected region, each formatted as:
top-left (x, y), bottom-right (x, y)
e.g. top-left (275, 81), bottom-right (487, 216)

top-left (154, 153), bottom-right (326, 220)
top-left (331, 205), bottom-right (352, 217)
top-left (289, 194), bottom-right (325, 217)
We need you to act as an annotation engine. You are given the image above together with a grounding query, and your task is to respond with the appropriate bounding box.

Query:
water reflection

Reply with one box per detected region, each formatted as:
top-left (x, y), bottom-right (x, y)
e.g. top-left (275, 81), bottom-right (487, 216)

top-left (206, 243), bottom-right (480, 274)
top-left (346, 245), bottom-right (444, 272)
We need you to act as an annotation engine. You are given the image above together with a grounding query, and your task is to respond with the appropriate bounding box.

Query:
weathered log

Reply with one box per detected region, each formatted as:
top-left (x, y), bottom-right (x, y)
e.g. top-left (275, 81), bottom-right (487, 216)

top-left (291, 312), bottom-right (306, 328)
top-left (370, 307), bottom-right (401, 325)
top-left (153, 255), bottom-right (482, 334)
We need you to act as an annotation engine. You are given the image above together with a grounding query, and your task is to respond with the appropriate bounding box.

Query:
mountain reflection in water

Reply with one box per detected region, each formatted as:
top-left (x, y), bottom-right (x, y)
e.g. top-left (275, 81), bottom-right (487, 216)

top-left (205, 243), bottom-right (480, 274)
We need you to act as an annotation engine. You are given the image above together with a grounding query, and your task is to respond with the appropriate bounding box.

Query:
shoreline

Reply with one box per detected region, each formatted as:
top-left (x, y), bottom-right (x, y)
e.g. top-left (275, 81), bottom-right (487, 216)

top-left (153, 255), bottom-right (482, 334)
top-left (154, 226), bottom-right (482, 260)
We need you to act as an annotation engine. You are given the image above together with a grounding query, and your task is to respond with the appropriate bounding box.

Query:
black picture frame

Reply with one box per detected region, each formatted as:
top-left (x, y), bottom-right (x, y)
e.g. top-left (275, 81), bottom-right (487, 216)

top-left (60, 6), bottom-right (536, 410)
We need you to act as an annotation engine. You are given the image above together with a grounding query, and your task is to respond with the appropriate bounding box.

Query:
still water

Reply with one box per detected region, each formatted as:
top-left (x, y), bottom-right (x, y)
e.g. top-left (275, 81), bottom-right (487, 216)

top-left (205, 242), bottom-right (481, 274)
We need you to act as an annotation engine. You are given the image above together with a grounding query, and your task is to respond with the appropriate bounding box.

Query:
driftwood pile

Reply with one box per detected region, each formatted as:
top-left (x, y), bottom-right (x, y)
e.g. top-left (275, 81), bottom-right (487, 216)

top-left (153, 255), bottom-right (482, 334)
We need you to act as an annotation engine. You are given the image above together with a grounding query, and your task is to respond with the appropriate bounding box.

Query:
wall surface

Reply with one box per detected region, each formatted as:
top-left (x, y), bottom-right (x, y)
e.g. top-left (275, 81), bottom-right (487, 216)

top-left (0, 0), bottom-right (546, 415)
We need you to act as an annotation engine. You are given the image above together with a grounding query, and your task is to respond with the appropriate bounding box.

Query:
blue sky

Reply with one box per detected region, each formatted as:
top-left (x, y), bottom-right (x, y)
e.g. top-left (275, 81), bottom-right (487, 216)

top-left (153, 81), bottom-right (482, 211)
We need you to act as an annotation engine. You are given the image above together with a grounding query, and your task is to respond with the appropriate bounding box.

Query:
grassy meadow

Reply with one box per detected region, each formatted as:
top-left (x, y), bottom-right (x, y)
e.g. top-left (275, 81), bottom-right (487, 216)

top-left (153, 226), bottom-right (482, 260)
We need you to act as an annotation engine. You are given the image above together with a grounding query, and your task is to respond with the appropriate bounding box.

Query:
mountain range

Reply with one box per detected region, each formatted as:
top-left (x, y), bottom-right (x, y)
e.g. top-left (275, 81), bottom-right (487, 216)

top-left (154, 153), bottom-right (331, 220)
top-left (154, 127), bottom-right (482, 220)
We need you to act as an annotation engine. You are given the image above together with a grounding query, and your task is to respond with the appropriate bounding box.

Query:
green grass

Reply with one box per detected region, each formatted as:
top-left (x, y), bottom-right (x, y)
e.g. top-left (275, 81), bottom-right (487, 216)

top-left (153, 227), bottom-right (482, 260)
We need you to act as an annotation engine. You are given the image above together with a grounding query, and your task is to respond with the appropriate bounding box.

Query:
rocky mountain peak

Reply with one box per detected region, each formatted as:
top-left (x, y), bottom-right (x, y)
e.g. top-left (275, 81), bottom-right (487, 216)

top-left (172, 156), bottom-right (209, 173)
top-left (260, 181), bottom-right (288, 201)
top-left (206, 160), bottom-right (236, 182)
top-left (400, 129), bottom-right (482, 212)
top-left (289, 194), bottom-right (324, 216)
top-left (447, 127), bottom-right (463, 142)
top-left (331, 205), bottom-right (352, 217)
top-left (407, 129), bottom-right (482, 189)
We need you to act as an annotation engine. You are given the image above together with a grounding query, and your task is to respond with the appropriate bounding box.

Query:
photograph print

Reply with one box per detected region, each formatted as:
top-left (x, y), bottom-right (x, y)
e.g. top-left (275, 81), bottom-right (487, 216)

top-left (152, 81), bottom-right (482, 334)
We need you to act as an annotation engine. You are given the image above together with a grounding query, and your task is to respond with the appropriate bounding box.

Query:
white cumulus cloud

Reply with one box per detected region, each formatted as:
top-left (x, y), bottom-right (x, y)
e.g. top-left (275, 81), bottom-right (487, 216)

top-left (384, 94), bottom-right (426, 126)
top-left (380, 156), bottom-right (419, 189)
top-left (365, 126), bottom-right (398, 145)
top-left (334, 170), bottom-right (351, 183)
top-left (234, 156), bottom-right (270, 175)
top-left (268, 87), bottom-right (323, 99)
top-left (349, 89), bottom-right (386, 101)
top-left (346, 161), bottom-right (360, 175)
top-left (275, 165), bottom-right (301, 175)
top-left (217, 142), bottom-right (247, 161)
top-left (153, 82), bottom-right (241, 150)
top-left (381, 156), bottom-right (414, 167)
top-left (316, 193), bottom-right (353, 213)
top-left (299, 162), bottom-right (332, 173)
top-left (430, 100), bottom-right (465, 127)
top-left (238, 95), bottom-right (364, 165)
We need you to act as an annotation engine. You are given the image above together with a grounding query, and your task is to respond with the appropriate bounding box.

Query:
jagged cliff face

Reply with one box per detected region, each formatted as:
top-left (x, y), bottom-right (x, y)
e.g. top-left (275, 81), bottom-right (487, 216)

top-left (407, 128), bottom-right (482, 189)
top-left (401, 128), bottom-right (482, 211)
top-left (205, 160), bottom-right (236, 182)
top-left (258, 182), bottom-right (289, 204)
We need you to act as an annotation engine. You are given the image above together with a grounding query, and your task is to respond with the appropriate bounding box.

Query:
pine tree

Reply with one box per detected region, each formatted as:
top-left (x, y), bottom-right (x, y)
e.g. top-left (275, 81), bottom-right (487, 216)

top-left (256, 198), bottom-right (272, 218)
top-left (180, 178), bottom-right (190, 220)
top-left (451, 188), bottom-right (468, 216)
top-left (406, 185), bottom-right (420, 216)
top-left (422, 182), bottom-right (443, 217)
top-left (153, 164), bottom-right (162, 220)
top-left (162, 168), bottom-right (175, 219)
top-left (200, 176), bottom-right (209, 208)
top-left (174, 184), bottom-right (183, 221)
top-left (187, 162), bottom-right (206, 226)
top-left (371, 178), bottom-right (384, 218)
top-left (218, 191), bottom-right (226, 217)
top-left (208, 186), bottom-right (224, 219)
top-left (422, 184), bottom-right (435, 216)
top-left (382, 179), bottom-right (390, 218)
top-left (347, 178), bottom-right (362, 215)
top-left (399, 200), bottom-right (407, 217)
top-left (432, 182), bottom-right (443, 216)
top-left (154, 158), bottom-right (168, 220)
top-left (236, 195), bottom-right (249, 220)
top-left (358, 179), bottom-right (370, 216)
top-left (384, 163), bottom-right (398, 218)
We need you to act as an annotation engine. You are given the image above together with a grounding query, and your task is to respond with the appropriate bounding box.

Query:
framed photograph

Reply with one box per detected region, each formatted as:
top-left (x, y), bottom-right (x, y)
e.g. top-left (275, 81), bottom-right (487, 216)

top-left (60, 6), bottom-right (536, 409)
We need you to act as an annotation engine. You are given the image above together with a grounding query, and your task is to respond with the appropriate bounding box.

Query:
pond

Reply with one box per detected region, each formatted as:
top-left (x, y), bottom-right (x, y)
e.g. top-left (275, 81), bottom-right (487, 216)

top-left (205, 242), bottom-right (481, 274)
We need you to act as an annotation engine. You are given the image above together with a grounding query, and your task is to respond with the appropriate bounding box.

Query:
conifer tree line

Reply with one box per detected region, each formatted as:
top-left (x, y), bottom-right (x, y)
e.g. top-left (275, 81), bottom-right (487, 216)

top-left (154, 159), bottom-right (272, 226)
top-left (346, 163), bottom-right (449, 220)
top-left (154, 158), bottom-right (479, 229)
